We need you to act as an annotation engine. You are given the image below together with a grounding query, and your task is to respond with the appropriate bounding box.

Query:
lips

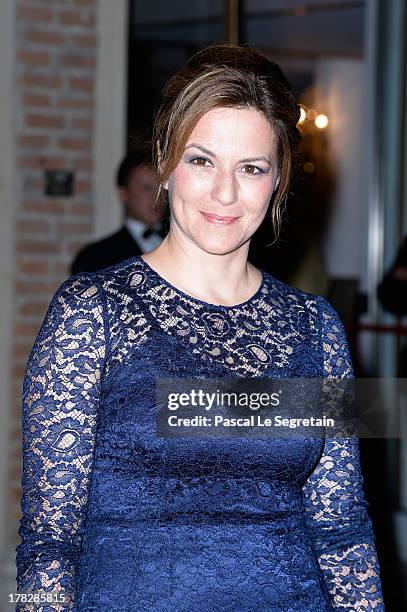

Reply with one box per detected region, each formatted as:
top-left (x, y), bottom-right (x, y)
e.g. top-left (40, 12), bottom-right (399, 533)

top-left (200, 212), bottom-right (240, 225)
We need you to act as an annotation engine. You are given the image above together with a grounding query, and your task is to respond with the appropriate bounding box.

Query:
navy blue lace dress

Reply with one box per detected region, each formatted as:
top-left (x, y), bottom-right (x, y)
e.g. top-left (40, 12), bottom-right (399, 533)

top-left (15, 255), bottom-right (384, 611)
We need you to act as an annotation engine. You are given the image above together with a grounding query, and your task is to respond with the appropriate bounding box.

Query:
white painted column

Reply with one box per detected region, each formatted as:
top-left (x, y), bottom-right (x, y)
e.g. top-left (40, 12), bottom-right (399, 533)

top-left (93, 0), bottom-right (128, 239)
top-left (315, 57), bottom-right (364, 281)
top-left (358, 0), bottom-right (381, 375)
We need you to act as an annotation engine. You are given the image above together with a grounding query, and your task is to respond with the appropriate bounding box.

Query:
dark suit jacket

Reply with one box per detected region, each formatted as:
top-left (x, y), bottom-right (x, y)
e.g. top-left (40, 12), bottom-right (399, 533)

top-left (71, 225), bottom-right (142, 275)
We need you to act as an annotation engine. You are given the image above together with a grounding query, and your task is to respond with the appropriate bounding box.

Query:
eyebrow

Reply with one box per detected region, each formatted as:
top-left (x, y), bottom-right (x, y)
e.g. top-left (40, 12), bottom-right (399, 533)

top-left (184, 143), bottom-right (272, 166)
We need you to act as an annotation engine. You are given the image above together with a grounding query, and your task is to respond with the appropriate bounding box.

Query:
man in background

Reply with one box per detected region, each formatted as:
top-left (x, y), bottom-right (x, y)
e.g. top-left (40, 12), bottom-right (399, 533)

top-left (71, 149), bottom-right (165, 274)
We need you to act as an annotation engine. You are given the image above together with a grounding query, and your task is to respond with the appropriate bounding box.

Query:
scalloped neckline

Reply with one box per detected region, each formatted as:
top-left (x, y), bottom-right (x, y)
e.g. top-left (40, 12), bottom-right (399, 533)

top-left (136, 255), bottom-right (266, 311)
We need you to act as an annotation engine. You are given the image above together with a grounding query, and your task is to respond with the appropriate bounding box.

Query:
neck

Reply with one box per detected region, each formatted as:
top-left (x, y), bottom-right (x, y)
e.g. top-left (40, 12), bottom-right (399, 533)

top-left (141, 231), bottom-right (260, 306)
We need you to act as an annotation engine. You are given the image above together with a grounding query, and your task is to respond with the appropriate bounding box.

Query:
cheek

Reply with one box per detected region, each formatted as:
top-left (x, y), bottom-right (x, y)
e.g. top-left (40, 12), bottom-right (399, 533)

top-left (240, 178), bottom-right (275, 211)
top-left (169, 166), bottom-right (210, 202)
top-left (127, 186), bottom-right (140, 203)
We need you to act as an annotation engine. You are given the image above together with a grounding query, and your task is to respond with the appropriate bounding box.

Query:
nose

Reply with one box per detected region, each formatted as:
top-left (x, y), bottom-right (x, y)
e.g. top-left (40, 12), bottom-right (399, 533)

top-left (211, 169), bottom-right (238, 206)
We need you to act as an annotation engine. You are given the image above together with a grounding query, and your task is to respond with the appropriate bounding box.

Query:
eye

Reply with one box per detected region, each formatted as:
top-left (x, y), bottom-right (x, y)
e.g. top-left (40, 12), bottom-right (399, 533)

top-left (242, 164), bottom-right (264, 175)
top-left (189, 156), bottom-right (212, 167)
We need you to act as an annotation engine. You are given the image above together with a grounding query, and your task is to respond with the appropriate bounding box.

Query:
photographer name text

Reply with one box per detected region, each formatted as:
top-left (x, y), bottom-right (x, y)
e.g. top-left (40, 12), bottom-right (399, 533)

top-left (167, 414), bottom-right (334, 429)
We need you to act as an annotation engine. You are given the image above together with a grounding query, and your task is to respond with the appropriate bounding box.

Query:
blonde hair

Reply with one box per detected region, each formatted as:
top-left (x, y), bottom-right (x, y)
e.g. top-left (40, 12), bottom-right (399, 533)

top-left (153, 43), bottom-right (301, 238)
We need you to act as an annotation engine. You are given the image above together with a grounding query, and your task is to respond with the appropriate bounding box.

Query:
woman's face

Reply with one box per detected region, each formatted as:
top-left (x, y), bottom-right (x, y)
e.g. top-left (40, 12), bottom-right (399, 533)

top-left (165, 106), bottom-right (279, 256)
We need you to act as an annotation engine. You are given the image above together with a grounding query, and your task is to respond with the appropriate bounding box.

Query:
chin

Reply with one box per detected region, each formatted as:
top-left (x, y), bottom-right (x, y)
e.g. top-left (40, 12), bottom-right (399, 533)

top-left (195, 237), bottom-right (243, 256)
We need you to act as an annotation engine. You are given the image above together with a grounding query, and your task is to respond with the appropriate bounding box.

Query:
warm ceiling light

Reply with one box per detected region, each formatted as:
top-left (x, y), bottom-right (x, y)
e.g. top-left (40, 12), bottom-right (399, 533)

top-left (315, 114), bottom-right (329, 129)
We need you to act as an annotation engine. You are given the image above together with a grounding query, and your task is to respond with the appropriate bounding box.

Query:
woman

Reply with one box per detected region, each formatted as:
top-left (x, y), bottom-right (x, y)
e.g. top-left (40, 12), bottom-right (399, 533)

top-left (16, 44), bottom-right (384, 611)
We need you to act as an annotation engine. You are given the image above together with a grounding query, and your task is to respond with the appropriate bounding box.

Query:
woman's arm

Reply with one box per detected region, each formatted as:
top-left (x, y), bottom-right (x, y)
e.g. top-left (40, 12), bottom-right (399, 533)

top-left (301, 296), bottom-right (385, 611)
top-left (15, 272), bottom-right (108, 611)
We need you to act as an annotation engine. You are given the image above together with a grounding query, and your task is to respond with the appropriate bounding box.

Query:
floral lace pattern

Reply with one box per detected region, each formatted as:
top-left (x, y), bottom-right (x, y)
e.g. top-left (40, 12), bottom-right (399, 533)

top-left (302, 299), bottom-right (384, 610)
top-left (15, 255), bottom-right (385, 611)
top-left (15, 274), bottom-right (106, 611)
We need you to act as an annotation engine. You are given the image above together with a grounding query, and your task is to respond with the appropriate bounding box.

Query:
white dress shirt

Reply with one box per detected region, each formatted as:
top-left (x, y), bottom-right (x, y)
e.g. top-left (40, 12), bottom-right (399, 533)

top-left (124, 217), bottom-right (163, 253)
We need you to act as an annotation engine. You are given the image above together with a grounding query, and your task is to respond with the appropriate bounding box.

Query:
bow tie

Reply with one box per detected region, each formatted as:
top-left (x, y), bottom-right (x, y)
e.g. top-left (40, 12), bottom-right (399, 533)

top-left (142, 227), bottom-right (156, 239)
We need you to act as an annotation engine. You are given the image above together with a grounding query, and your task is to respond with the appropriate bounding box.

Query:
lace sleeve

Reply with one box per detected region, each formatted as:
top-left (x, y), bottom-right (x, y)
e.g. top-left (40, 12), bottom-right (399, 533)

top-left (301, 296), bottom-right (385, 610)
top-left (15, 272), bottom-right (107, 611)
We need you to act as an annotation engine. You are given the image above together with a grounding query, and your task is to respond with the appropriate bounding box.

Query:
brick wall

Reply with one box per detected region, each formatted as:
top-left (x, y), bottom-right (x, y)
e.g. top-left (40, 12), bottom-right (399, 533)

top-left (9, 0), bottom-right (98, 552)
